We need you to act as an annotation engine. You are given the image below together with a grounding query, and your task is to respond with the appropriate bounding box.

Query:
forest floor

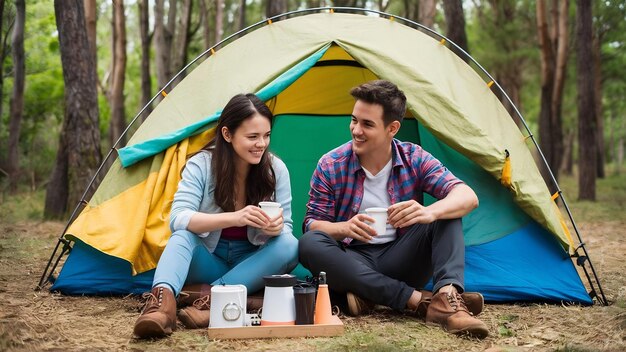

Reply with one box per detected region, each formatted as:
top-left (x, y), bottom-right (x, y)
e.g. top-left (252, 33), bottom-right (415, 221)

top-left (0, 172), bottom-right (625, 351)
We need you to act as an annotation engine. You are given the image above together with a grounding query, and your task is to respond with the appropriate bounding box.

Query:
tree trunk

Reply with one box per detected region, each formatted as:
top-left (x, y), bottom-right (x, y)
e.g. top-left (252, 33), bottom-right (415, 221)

top-left (592, 35), bottom-right (605, 178)
top-left (46, 0), bottom-right (102, 219)
top-left (138, 0), bottom-right (152, 121)
top-left (199, 0), bottom-right (213, 49)
top-left (577, 0), bottom-right (596, 201)
top-left (266, 0), bottom-right (287, 19)
top-left (238, 0), bottom-right (246, 30)
top-left (536, 0), bottom-right (568, 184)
top-left (0, 0), bottom-right (6, 143)
top-left (403, 0), bottom-right (419, 22)
top-left (376, 0), bottom-right (389, 11)
top-left (171, 0), bottom-right (192, 86)
top-left (332, 0), bottom-right (356, 6)
top-left (617, 134), bottom-right (624, 175)
top-left (83, 0), bottom-right (96, 68)
top-left (154, 0), bottom-right (172, 90)
top-left (418, 0), bottom-right (437, 29)
top-left (7, 0), bottom-right (25, 193)
top-left (442, 0), bottom-right (469, 62)
top-left (0, 2), bottom-right (15, 175)
top-left (215, 0), bottom-right (224, 43)
top-left (307, 0), bottom-right (322, 7)
top-left (109, 0), bottom-right (127, 148)
top-left (560, 130), bottom-right (575, 176)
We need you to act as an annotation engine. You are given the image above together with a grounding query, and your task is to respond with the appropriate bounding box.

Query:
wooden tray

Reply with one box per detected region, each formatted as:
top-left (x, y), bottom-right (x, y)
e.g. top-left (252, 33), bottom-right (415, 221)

top-left (207, 315), bottom-right (344, 339)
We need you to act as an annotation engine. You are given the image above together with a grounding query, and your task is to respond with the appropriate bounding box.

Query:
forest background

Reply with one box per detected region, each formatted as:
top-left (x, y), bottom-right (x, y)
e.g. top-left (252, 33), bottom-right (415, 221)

top-left (0, 0), bottom-right (624, 215)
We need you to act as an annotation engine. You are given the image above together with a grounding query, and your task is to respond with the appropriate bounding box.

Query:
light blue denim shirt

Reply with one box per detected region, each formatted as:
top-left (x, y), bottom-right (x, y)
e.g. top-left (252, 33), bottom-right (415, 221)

top-left (169, 150), bottom-right (293, 252)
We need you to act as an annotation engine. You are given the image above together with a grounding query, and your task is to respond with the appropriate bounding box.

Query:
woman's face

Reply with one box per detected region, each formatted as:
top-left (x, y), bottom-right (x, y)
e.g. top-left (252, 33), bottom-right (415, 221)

top-left (223, 112), bottom-right (271, 167)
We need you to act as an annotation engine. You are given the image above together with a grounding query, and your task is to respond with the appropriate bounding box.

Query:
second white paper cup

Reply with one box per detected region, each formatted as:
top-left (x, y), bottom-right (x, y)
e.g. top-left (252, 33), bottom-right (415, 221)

top-left (365, 207), bottom-right (388, 236)
top-left (259, 201), bottom-right (281, 218)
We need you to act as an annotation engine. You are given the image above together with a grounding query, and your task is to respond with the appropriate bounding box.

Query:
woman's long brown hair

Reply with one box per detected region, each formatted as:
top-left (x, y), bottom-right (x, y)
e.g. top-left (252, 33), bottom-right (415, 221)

top-left (204, 93), bottom-right (276, 212)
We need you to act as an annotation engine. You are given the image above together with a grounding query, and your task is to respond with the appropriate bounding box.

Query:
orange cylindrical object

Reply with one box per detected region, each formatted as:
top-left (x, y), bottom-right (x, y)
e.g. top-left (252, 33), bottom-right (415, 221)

top-left (314, 284), bottom-right (333, 324)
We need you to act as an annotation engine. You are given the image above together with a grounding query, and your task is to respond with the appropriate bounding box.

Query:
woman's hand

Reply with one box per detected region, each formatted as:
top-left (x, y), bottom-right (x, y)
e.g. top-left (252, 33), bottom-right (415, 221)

top-left (234, 205), bottom-right (271, 229)
top-left (260, 208), bottom-right (284, 236)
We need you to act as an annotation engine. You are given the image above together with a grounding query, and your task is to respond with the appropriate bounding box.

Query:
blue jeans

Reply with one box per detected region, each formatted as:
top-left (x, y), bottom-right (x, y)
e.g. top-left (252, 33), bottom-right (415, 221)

top-left (152, 230), bottom-right (299, 296)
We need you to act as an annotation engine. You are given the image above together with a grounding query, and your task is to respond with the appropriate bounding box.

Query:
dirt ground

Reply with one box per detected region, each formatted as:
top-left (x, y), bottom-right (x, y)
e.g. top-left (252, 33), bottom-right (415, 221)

top-left (0, 215), bottom-right (625, 351)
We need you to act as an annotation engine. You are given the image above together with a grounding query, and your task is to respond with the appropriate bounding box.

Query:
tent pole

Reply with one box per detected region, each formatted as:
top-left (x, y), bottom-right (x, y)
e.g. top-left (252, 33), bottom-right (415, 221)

top-left (38, 7), bottom-right (607, 305)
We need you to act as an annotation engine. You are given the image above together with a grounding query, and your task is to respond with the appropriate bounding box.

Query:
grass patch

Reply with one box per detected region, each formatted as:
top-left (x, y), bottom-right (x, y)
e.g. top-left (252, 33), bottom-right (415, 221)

top-left (497, 314), bottom-right (518, 337)
top-left (555, 345), bottom-right (598, 352)
top-left (0, 189), bottom-right (45, 223)
top-left (558, 171), bottom-right (626, 222)
top-left (0, 229), bottom-right (51, 261)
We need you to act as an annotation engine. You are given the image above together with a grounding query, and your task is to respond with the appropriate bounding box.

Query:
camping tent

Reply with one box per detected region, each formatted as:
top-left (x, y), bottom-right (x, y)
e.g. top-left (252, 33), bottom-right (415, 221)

top-left (43, 10), bottom-right (599, 304)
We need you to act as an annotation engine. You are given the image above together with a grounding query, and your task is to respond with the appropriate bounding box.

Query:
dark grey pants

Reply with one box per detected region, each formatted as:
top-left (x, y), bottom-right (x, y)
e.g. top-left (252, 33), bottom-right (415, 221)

top-left (298, 219), bottom-right (465, 310)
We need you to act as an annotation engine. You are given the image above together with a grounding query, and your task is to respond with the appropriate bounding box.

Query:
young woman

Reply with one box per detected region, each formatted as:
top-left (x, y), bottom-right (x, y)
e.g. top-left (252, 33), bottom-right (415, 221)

top-left (133, 93), bottom-right (298, 338)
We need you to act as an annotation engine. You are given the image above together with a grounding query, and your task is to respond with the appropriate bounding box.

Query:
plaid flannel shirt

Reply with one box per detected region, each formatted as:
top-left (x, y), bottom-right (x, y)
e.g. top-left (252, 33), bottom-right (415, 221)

top-left (303, 139), bottom-right (464, 245)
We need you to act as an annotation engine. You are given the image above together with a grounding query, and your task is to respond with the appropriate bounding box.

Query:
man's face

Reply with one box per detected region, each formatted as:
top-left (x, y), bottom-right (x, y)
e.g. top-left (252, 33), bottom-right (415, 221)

top-left (350, 100), bottom-right (397, 159)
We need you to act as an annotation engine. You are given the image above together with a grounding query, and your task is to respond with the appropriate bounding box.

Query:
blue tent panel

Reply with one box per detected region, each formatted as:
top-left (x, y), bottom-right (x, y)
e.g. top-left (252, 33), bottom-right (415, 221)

top-left (51, 239), bottom-right (154, 295)
top-left (52, 224), bottom-right (591, 304)
top-left (51, 239), bottom-right (309, 295)
top-left (464, 221), bottom-right (592, 304)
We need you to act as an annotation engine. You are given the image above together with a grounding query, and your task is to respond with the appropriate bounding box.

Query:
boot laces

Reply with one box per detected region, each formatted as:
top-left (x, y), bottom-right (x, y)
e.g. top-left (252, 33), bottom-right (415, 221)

top-left (192, 294), bottom-right (211, 310)
top-left (140, 287), bottom-right (162, 313)
top-left (447, 292), bottom-right (472, 315)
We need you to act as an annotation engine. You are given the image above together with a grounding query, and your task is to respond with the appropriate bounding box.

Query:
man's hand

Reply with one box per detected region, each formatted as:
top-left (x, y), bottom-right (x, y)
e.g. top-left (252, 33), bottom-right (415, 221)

top-left (260, 209), bottom-right (284, 236)
top-left (388, 200), bottom-right (437, 228)
top-left (341, 213), bottom-right (377, 242)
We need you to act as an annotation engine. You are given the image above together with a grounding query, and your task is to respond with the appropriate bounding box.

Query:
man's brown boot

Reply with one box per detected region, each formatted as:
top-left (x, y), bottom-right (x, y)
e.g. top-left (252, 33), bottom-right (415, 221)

top-left (346, 292), bottom-right (375, 316)
top-left (416, 291), bottom-right (484, 318)
top-left (178, 284), bottom-right (212, 308)
top-left (414, 290), bottom-right (433, 317)
top-left (133, 286), bottom-right (177, 338)
top-left (425, 291), bottom-right (489, 339)
top-left (177, 294), bottom-right (211, 329)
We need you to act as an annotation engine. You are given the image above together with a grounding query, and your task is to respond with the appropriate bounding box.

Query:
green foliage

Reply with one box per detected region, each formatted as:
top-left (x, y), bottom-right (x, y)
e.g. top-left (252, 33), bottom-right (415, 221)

top-left (466, 1), bottom-right (541, 131)
top-left (596, 0), bottom-right (626, 164)
top-left (0, 2), bottom-right (63, 187)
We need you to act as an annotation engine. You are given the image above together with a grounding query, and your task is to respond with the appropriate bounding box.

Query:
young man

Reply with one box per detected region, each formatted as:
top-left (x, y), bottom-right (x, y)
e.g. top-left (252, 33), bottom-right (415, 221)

top-left (298, 80), bottom-right (489, 338)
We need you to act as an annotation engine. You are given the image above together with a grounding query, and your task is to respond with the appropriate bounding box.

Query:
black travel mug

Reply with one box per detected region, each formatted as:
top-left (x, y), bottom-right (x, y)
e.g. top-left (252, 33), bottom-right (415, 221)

top-left (293, 283), bottom-right (316, 325)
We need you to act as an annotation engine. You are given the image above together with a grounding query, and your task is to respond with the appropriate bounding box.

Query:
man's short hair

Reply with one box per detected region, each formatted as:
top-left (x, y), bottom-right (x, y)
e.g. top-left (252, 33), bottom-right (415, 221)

top-left (350, 80), bottom-right (407, 126)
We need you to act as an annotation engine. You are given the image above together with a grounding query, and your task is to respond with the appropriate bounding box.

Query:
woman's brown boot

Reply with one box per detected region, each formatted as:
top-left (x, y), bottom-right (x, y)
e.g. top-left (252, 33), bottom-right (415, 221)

top-left (177, 294), bottom-right (211, 329)
top-left (133, 286), bottom-right (177, 338)
top-left (177, 284), bottom-right (212, 307)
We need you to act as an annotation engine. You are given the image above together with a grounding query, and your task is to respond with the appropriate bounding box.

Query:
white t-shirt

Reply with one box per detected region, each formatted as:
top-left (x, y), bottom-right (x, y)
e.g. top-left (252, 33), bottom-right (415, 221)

top-left (360, 159), bottom-right (397, 244)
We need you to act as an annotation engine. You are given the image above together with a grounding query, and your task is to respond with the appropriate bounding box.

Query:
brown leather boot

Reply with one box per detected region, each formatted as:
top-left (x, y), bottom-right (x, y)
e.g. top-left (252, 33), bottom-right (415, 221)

top-left (425, 291), bottom-right (489, 339)
top-left (247, 295), bottom-right (264, 313)
top-left (133, 286), bottom-right (177, 338)
top-left (177, 294), bottom-right (211, 329)
top-left (416, 291), bottom-right (484, 318)
top-left (414, 290), bottom-right (433, 317)
top-left (177, 284), bottom-right (212, 307)
top-left (346, 292), bottom-right (376, 316)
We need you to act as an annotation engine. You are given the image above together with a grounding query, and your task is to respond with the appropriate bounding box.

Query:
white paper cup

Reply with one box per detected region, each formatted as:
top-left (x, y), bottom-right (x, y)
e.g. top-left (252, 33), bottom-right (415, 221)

top-left (365, 207), bottom-right (388, 236)
top-left (259, 201), bottom-right (281, 218)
